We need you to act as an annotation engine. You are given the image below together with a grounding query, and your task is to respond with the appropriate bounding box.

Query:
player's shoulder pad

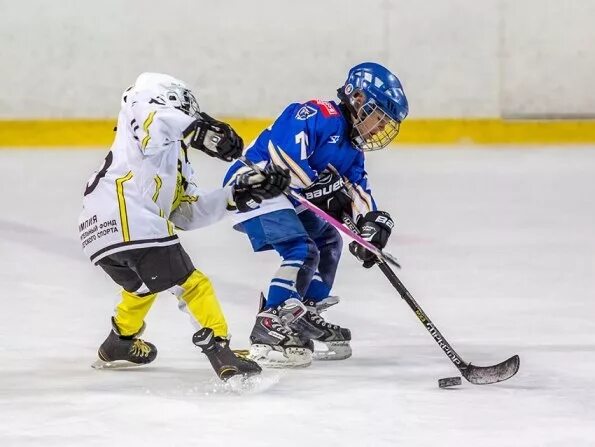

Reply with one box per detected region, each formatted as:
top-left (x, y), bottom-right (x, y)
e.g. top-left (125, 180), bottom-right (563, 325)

top-left (271, 100), bottom-right (346, 147)
top-left (293, 99), bottom-right (344, 130)
top-left (306, 99), bottom-right (341, 119)
top-left (276, 99), bottom-right (342, 123)
top-left (290, 99), bottom-right (342, 122)
top-left (306, 99), bottom-right (347, 144)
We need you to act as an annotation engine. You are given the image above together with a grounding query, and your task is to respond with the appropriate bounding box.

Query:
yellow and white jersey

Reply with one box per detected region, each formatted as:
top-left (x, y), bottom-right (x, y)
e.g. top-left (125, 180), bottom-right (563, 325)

top-left (78, 73), bottom-right (233, 264)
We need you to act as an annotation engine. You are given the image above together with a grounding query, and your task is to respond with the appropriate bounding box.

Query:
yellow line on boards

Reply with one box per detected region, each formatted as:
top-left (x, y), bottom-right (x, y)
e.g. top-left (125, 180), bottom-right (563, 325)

top-left (398, 119), bottom-right (595, 144)
top-left (1, 118), bottom-right (595, 147)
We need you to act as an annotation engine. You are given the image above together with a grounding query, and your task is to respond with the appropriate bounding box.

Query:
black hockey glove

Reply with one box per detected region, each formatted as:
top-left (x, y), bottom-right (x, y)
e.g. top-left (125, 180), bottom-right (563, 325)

top-left (349, 211), bottom-right (394, 268)
top-left (231, 164), bottom-right (291, 212)
top-left (302, 169), bottom-right (353, 221)
top-left (185, 112), bottom-right (244, 162)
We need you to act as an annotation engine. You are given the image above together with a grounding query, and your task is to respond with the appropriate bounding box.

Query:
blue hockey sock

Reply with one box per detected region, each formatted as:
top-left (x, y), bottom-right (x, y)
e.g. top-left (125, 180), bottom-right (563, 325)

top-left (303, 271), bottom-right (332, 303)
top-left (265, 238), bottom-right (319, 309)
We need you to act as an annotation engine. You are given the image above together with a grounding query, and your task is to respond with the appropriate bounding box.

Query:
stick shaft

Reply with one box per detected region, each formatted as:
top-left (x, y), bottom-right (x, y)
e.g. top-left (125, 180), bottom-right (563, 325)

top-left (375, 260), bottom-right (468, 370)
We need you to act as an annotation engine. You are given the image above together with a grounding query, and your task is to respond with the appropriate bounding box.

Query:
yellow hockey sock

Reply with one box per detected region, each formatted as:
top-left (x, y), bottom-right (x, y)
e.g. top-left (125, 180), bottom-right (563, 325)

top-left (113, 290), bottom-right (157, 336)
top-left (173, 270), bottom-right (228, 338)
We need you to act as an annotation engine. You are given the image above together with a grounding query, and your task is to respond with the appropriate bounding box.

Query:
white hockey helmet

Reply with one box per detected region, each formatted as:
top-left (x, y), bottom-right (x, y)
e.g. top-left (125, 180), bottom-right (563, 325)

top-left (131, 72), bottom-right (200, 118)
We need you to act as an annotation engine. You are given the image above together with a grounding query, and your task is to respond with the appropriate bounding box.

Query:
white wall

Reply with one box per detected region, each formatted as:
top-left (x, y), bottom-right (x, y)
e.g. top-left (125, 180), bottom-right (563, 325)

top-left (501, 0), bottom-right (595, 118)
top-left (0, 0), bottom-right (592, 119)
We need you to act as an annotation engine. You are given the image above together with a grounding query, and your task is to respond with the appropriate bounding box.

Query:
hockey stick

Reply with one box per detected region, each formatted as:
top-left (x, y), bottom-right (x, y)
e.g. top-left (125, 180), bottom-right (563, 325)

top-left (375, 259), bottom-right (520, 384)
top-left (239, 157), bottom-right (518, 383)
top-left (342, 214), bottom-right (520, 385)
top-left (238, 157), bottom-right (401, 269)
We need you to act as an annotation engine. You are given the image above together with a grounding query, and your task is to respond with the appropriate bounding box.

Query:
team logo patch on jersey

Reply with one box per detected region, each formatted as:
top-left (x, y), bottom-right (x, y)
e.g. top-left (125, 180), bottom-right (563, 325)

top-left (328, 135), bottom-right (340, 144)
top-left (310, 99), bottom-right (338, 117)
top-left (296, 105), bottom-right (318, 121)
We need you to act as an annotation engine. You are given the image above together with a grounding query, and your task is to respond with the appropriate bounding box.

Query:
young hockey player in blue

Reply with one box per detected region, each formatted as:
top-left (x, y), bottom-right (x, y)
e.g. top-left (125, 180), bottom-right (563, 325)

top-left (223, 62), bottom-right (409, 367)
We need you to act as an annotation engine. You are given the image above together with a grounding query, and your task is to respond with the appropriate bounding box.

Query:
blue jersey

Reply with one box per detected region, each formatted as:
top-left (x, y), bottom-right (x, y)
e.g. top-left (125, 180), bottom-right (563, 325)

top-left (224, 99), bottom-right (377, 219)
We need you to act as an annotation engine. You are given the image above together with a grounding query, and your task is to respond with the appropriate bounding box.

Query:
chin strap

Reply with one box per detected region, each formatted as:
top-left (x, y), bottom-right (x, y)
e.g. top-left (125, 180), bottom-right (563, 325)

top-left (336, 97), bottom-right (360, 147)
top-left (336, 88), bottom-right (359, 117)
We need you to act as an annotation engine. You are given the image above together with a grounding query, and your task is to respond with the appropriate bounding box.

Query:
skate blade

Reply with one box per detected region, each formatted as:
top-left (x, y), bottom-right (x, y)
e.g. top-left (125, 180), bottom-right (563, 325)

top-left (248, 344), bottom-right (312, 368)
top-left (312, 341), bottom-right (352, 361)
top-left (91, 358), bottom-right (149, 370)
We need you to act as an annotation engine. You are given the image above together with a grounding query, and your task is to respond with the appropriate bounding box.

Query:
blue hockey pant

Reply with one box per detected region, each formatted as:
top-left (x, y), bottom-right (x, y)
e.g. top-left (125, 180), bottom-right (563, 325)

top-left (238, 209), bottom-right (342, 308)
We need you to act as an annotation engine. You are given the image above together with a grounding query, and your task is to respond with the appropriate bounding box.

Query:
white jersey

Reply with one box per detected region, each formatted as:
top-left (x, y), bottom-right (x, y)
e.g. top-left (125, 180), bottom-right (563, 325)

top-left (78, 73), bottom-right (233, 264)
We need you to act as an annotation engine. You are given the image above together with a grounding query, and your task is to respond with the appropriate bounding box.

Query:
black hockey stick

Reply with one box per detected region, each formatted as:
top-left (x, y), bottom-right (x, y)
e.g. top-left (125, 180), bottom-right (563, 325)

top-left (341, 213), bottom-right (519, 385)
top-left (238, 157), bottom-right (519, 383)
top-left (375, 259), bottom-right (520, 384)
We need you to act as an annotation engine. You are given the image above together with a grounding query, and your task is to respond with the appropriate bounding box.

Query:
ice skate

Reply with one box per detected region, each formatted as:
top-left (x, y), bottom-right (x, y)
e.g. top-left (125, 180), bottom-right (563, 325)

top-left (193, 327), bottom-right (262, 381)
top-left (248, 297), bottom-right (313, 368)
top-left (92, 319), bottom-right (157, 369)
top-left (286, 299), bottom-right (352, 361)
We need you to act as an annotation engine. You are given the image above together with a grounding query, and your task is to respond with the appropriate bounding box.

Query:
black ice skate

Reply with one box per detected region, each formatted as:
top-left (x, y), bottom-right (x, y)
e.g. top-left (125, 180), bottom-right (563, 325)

top-left (249, 297), bottom-right (313, 368)
top-left (285, 299), bottom-right (352, 361)
top-left (193, 327), bottom-right (262, 381)
top-left (92, 318), bottom-right (157, 369)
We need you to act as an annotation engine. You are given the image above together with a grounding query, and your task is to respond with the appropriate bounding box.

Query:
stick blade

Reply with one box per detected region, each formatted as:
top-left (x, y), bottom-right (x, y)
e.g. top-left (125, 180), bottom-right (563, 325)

top-left (462, 354), bottom-right (520, 385)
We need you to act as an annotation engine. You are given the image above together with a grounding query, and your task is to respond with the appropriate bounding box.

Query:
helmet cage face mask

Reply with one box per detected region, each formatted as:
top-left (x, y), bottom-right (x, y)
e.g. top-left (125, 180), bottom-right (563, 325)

top-left (351, 94), bottom-right (401, 151)
top-left (338, 62), bottom-right (408, 151)
top-left (165, 86), bottom-right (200, 118)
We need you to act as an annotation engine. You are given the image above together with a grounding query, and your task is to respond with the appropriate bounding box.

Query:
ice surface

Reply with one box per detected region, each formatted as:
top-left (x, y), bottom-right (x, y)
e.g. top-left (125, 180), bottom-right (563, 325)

top-left (0, 146), bottom-right (594, 446)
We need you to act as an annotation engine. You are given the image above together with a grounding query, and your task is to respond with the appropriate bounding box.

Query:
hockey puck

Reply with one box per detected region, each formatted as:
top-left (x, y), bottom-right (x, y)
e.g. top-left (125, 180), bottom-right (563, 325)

top-left (438, 376), bottom-right (462, 388)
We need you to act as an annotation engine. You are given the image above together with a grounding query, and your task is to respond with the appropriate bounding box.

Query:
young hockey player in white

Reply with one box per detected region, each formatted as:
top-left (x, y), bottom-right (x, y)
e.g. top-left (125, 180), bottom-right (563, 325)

top-left (78, 72), bottom-right (291, 380)
top-left (223, 63), bottom-right (408, 367)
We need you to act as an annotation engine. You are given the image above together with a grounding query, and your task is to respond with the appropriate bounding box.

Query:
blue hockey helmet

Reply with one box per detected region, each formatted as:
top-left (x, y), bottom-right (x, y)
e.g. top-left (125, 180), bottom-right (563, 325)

top-left (337, 62), bottom-right (409, 151)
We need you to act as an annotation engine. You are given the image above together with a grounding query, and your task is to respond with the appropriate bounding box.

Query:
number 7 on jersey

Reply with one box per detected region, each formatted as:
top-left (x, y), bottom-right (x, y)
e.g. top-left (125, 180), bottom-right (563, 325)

top-left (295, 131), bottom-right (309, 160)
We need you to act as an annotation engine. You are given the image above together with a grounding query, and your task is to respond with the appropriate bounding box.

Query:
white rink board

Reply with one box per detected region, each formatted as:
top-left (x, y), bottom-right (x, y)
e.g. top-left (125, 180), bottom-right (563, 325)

top-left (3, 0), bottom-right (593, 119)
top-left (0, 147), bottom-right (594, 446)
